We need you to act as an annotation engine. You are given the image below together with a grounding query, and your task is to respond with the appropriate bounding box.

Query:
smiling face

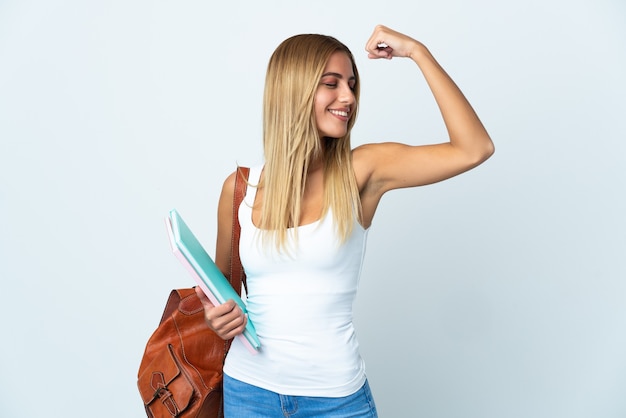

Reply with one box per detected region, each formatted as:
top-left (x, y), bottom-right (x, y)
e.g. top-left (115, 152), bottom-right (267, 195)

top-left (314, 51), bottom-right (357, 139)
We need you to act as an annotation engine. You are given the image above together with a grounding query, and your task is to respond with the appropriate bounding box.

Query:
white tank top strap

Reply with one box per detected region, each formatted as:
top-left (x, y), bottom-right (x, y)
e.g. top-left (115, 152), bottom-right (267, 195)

top-left (240, 165), bottom-right (263, 227)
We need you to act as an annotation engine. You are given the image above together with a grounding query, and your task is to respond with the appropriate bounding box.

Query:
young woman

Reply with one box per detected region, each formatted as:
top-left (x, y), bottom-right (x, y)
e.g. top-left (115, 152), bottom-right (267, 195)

top-left (196, 24), bottom-right (494, 417)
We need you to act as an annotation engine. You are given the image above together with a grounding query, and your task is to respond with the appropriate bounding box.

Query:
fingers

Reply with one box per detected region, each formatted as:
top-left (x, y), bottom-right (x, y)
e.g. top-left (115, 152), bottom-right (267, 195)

top-left (365, 25), bottom-right (394, 59)
top-left (197, 292), bottom-right (248, 340)
top-left (210, 300), bottom-right (248, 340)
top-left (195, 286), bottom-right (215, 308)
top-left (367, 46), bottom-right (393, 60)
top-left (365, 24), bottom-right (420, 60)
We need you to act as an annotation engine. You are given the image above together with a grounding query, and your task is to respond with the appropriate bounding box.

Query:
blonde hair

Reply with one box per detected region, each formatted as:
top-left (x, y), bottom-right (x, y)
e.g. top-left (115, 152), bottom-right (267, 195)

top-left (257, 34), bottom-right (361, 251)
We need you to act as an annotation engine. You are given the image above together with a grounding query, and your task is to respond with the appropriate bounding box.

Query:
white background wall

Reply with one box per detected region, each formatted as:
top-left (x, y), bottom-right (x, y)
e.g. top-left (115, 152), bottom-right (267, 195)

top-left (1, 1), bottom-right (625, 417)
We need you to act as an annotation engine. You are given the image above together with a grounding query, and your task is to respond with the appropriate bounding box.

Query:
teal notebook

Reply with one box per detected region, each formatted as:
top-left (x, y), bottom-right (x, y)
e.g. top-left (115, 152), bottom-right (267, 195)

top-left (166, 209), bottom-right (260, 353)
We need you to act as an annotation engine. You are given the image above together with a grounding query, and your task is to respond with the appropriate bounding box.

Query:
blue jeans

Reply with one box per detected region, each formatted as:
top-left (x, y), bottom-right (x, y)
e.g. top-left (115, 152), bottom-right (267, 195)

top-left (223, 374), bottom-right (378, 417)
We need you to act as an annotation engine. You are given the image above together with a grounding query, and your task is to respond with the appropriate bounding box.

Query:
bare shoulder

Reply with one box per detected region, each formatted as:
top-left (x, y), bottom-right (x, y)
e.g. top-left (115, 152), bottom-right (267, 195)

top-left (351, 143), bottom-right (384, 188)
top-left (352, 143), bottom-right (402, 228)
top-left (214, 170), bottom-right (238, 274)
top-left (222, 170), bottom-right (237, 192)
top-left (218, 171), bottom-right (238, 217)
top-left (352, 142), bottom-right (409, 191)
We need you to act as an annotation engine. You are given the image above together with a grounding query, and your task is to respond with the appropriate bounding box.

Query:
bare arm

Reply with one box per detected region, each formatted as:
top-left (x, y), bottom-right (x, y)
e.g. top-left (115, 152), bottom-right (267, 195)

top-left (355, 25), bottom-right (494, 226)
top-left (214, 171), bottom-right (237, 277)
top-left (195, 171), bottom-right (247, 340)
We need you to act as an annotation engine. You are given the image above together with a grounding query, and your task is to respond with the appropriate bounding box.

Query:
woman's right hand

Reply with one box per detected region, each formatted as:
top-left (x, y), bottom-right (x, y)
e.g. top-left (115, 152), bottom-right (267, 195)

top-left (195, 286), bottom-right (248, 340)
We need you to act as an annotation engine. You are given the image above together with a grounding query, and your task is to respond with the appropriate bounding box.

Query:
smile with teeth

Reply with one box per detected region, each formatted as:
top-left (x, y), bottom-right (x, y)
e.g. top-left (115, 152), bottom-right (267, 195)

top-left (329, 109), bottom-right (349, 118)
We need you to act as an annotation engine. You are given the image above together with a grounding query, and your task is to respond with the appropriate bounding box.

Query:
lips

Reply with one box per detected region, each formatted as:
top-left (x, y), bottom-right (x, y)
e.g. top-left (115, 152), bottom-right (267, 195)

top-left (329, 109), bottom-right (349, 119)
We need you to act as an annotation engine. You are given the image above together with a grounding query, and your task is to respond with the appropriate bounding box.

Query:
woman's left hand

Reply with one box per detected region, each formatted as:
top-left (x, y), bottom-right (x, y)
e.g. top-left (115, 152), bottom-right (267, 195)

top-left (365, 24), bottom-right (423, 60)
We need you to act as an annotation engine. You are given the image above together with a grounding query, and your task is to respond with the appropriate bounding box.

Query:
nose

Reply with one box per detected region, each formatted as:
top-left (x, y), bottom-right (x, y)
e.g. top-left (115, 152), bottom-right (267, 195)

top-left (339, 83), bottom-right (355, 105)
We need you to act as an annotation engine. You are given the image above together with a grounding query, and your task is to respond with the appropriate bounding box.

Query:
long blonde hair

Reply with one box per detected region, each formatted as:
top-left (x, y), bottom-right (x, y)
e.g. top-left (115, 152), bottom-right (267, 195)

top-left (257, 34), bottom-right (361, 251)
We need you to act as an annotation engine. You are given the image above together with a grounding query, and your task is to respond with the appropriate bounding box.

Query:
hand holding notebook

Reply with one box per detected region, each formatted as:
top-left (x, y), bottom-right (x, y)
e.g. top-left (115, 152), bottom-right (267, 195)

top-left (165, 209), bottom-right (261, 353)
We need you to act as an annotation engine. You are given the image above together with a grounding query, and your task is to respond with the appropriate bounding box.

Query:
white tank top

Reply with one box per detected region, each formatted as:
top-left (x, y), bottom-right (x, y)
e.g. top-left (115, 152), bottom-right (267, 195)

top-left (223, 165), bottom-right (370, 397)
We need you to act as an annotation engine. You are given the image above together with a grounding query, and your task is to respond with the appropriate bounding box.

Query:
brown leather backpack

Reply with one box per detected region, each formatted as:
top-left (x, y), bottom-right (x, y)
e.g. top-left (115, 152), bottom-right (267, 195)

top-left (137, 167), bottom-right (249, 417)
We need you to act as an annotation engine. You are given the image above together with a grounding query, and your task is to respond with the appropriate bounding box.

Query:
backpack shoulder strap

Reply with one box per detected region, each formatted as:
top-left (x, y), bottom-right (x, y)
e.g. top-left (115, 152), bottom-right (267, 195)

top-left (229, 166), bottom-right (249, 294)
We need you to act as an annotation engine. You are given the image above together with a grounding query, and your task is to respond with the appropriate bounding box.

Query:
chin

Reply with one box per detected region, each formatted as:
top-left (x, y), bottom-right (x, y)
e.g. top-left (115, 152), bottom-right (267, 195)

top-left (319, 130), bottom-right (347, 139)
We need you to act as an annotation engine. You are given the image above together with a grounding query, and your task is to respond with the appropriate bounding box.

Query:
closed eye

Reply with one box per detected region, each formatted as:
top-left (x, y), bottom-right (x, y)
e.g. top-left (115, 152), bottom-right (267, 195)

top-left (321, 71), bottom-right (356, 91)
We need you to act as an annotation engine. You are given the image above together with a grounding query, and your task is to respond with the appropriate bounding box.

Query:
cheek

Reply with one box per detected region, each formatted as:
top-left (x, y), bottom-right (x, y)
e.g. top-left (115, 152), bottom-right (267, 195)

top-left (314, 96), bottom-right (328, 118)
top-left (314, 88), bottom-right (333, 108)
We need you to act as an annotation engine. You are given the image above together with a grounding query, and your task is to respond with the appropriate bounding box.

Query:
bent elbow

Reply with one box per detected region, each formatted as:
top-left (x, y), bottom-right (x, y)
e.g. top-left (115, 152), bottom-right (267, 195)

top-left (458, 139), bottom-right (494, 172)
top-left (473, 136), bottom-right (495, 166)
top-left (484, 140), bottom-right (495, 160)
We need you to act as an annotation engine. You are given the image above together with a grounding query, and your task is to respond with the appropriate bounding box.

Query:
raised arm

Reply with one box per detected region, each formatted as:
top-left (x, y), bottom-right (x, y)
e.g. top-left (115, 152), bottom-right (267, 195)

top-left (354, 25), bottom-right (494, 226)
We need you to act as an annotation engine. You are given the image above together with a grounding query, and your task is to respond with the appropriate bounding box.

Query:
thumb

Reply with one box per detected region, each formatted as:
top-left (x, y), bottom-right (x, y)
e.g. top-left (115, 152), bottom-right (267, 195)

top-left (194, 286), bottom-right (216, 308)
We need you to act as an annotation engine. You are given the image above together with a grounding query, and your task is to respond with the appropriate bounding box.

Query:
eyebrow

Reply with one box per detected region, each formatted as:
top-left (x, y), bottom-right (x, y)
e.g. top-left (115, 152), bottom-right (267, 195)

top-left (321, 72), bottom-right (356, 82)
